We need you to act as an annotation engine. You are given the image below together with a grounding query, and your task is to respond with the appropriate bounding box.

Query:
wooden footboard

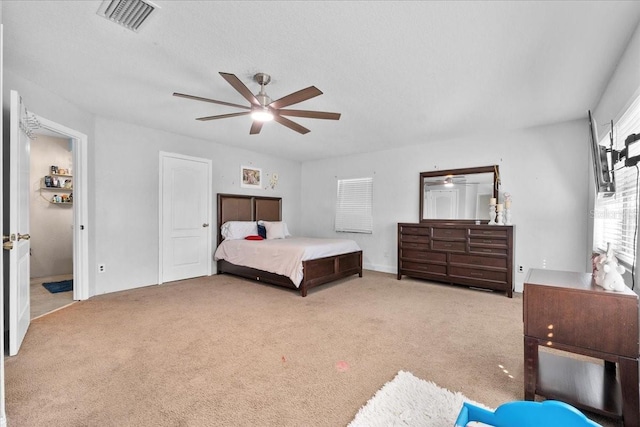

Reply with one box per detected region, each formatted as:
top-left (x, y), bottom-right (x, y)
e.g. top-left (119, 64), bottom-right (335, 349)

top-left (217, 250), bottom-right (363, 297)
top-left (299, 250), bottom-right (363, 296)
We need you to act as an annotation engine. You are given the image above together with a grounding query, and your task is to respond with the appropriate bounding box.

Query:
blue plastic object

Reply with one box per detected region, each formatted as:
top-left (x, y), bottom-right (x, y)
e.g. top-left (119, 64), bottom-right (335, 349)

top-left (454, 400), bottom-right (602, 427)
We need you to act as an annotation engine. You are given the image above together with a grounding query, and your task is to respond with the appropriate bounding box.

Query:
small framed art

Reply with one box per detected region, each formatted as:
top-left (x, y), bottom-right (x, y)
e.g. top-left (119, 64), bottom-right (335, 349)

top-left (240, 165), bottom-right (262, 189)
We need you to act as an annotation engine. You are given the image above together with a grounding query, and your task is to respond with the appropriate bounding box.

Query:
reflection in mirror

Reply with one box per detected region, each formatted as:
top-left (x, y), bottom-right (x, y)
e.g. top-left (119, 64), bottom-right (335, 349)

top-left (420, 166), bottom-right (499, 221)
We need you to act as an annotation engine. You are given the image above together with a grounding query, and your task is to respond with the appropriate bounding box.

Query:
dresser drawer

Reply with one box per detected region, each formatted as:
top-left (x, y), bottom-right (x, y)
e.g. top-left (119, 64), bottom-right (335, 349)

top-left (469, 245), bottom-right (508, 256)
top-left (450, 253), bottom-right (507, 269)
top-left (432, 228), bottom-right (467, 239)
top-left (469, 228), bottom-right (509, 238)
top-left (401, 234), bottom-right (430, 244)
top-left (401, 261), bottom-right (447, 276)
top-left (469, 237), bottom-right (507, 247)
top-left (450, 266), bottom-right (507, 283)
top-left (400, 226), bottom-right (430, 236)
top-left (524, 281), bottom-right (639, 357)
top-left (432, 240), bottom-right (466, 252)
top-left (402, 249), bottom-right (446, 263)
top-left (400, 242), bottom-right (430, 251)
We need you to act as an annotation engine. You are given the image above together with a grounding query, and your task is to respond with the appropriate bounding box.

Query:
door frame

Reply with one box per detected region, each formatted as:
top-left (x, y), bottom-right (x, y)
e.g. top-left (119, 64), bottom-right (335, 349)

top-left (0, 22), bottom-right (7, 427)
top-left (158, 151), bottom-right (212, 284)
top-left (35, 116), bottom-right (89, 301)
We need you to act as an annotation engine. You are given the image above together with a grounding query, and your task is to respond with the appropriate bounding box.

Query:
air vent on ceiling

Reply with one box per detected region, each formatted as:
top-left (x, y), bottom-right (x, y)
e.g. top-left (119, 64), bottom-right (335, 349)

top-left (97, 0), bottom-right (160, 32)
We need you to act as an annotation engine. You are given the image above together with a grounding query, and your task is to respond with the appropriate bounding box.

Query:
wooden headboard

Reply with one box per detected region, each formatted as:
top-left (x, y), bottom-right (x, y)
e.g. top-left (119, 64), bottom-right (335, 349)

top-left (217, 193), bottom-right (282, 244)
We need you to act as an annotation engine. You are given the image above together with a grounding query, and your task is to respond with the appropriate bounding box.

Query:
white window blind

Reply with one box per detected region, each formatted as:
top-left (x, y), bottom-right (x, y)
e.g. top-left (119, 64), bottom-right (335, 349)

top-left (335, 177), bottom-right (373, 233)
top-left (593, 94), bottom-right (640, 267)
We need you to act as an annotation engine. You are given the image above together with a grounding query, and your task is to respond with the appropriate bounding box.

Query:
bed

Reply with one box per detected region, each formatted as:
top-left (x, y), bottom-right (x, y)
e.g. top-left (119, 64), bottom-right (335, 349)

top-left (214, 193), bottom-right (363, 296)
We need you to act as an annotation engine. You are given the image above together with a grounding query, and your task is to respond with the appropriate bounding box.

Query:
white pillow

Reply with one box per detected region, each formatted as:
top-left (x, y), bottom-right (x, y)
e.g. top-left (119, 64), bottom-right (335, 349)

top-left (258, 220), bottom-right (292, 237)
top-left (221, 221), bottom-right (258, 240)
top-left (262, 221), bottom-right (286, 240)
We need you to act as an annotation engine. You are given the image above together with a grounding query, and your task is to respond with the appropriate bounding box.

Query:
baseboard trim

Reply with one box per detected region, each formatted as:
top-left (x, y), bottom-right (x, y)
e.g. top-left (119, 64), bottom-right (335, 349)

top-left (363, 263), bottom-right (396, 274)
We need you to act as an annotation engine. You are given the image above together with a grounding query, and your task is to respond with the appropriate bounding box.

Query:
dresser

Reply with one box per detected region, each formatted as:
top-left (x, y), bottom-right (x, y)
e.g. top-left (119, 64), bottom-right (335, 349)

top-left (397, 221), bottom-right (514, 297)
top-left (524, 269), bottom-right (639, 426)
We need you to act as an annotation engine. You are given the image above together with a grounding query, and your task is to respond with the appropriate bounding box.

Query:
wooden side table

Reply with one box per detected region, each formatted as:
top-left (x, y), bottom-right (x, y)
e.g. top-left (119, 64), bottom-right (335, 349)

top-left (524, 268), bottom-right (640, 426)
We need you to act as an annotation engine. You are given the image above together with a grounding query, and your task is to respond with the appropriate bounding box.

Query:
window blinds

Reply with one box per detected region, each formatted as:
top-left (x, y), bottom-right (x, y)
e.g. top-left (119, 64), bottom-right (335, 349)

top-left (593, 95), bottom-right (640, 267)
top-left (335, 177), bottom-right (373, 233)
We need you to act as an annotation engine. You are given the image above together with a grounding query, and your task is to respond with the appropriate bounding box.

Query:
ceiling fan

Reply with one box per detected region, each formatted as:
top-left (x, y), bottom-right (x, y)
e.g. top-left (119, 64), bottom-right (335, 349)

top-left (173, 72), bottom-right (341, 135)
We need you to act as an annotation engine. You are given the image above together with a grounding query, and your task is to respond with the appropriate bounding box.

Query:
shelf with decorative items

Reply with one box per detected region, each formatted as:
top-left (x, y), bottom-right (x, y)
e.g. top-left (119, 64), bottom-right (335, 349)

top-left (40, 165), bottom-right (73, 205)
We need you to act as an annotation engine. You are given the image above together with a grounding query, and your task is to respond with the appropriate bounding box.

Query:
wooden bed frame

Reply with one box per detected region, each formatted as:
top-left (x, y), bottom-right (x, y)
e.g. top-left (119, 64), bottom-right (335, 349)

top-left (216, 193), bottom-right (363, 297)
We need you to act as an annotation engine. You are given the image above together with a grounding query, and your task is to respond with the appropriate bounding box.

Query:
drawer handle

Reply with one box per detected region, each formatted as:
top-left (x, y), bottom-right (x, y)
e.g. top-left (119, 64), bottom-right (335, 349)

top-left (482, 231), bottom-right (491, 235)
top-left (483, 249), bottom-right (492, 252)
top-left (444, 243), bottom-right (452, 247)
top-left (470, 272), bottom-right (484, 277)
top-left (483, 240), bottom-right (492, 243)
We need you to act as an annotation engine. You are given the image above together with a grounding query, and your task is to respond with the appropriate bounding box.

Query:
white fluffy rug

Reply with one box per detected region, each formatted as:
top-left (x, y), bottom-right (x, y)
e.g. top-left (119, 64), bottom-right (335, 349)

top-left (349, 370), bottom-right (490, 426)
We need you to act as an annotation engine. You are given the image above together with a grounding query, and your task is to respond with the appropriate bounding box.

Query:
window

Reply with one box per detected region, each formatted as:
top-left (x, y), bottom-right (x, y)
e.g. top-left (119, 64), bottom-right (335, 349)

top-left (335, 177), bottom-right (373, 233)
top-left (593, 94), bottom-right (640, 267)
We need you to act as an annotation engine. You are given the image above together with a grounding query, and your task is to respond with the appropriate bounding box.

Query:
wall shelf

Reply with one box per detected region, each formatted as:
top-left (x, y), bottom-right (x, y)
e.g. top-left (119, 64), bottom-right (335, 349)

top-left (40, 174), bottom-right (73, 204)
top-left (40, 186), bottom-right (72, 191)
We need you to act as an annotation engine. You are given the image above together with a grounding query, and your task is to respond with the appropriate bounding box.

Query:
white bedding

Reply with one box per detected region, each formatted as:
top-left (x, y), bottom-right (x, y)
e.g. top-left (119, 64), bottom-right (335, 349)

top-left (214, 237), bottom-right (361, 287)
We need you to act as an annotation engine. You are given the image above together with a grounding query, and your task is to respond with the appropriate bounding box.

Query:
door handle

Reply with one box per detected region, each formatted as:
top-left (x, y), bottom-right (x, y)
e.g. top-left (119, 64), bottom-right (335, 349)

top-left (17, 233), bottom-right (31, 241)
top-left (202, 223), bottom-right (209, 228)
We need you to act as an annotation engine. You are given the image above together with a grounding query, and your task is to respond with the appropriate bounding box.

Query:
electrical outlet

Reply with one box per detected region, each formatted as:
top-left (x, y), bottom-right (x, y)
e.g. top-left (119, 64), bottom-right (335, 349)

top-left (98, 264), bottom-right (106, 273)
top-left (518, 265), bottom-right (524, 273)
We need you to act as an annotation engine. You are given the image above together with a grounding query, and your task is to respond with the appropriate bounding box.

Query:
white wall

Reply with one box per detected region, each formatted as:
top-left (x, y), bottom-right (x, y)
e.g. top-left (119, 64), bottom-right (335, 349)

top-left (301, 120), bottom-right (590, 293)
top-left (29, 135), bottom-right (73, 278)
top-left (594, 22), bottom-right (640, 132)
top-left (4, 71), bottom-right (302, 297)
top-left (92, 117), bottom-right (302, 295)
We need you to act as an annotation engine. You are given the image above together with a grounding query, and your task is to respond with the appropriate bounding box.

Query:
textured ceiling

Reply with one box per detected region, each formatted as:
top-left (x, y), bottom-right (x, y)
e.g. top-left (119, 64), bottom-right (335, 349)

top-left (3, 1), bottom-right (640, 162)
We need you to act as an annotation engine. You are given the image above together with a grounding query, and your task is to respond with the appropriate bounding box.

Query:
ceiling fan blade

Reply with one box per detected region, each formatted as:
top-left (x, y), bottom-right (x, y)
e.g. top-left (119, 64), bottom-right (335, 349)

top-left (273, 114), bottom-right (310, 134)
top-left (196, 111), bottom-right (251, 121)
top-left (277, 109), bottom-right (341, 120)
top-left (219, 72), bottom-right (260, 106)
top-left (249, 121), bottom-right (263, 135)
top-left (173, 92), bottom-right (250, 110)
top-left (269, 86), bottom-right (323, 109)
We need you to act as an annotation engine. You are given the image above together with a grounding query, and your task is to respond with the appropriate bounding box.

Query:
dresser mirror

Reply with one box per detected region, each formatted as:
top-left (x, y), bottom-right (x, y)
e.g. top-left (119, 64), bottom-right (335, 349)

top-left (419, 165), bottom-right (499, 222)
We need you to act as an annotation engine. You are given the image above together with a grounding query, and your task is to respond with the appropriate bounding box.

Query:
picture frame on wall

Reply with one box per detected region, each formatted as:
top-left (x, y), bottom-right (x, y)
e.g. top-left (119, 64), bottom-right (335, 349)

top-left (240, 165), bottom-right (262, 189)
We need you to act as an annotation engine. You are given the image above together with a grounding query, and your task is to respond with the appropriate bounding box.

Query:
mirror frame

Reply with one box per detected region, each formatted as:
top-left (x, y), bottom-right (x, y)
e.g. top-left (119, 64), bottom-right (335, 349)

top-left (419, 165), bottom-right (500, 223)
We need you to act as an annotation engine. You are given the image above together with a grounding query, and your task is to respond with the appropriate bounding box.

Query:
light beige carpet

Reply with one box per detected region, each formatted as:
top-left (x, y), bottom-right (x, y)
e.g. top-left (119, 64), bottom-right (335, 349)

top-left (5, 271), bottom-right (613, 426)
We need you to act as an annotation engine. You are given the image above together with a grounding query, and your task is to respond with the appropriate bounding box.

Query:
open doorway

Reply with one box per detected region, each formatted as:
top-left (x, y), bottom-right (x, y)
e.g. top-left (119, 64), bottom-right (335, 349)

top-left (29, 129), bottom-right (74, 319)
top-left (4, 91), bottom-right (88, 355)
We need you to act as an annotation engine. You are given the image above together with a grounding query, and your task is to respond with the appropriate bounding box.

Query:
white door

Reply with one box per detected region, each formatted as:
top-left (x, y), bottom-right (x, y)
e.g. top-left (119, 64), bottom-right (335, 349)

top-left (426, 189), bottom-right (458, 219)
top-left (8, 90), bottom-right (32, 355)
top-left (159, 153), bottom-right (212, 283)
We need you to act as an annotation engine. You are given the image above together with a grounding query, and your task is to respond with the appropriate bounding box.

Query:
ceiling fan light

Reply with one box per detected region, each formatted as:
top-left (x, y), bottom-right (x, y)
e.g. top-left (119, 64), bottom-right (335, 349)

top-left (251, 109), bottom-right (274, 122)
